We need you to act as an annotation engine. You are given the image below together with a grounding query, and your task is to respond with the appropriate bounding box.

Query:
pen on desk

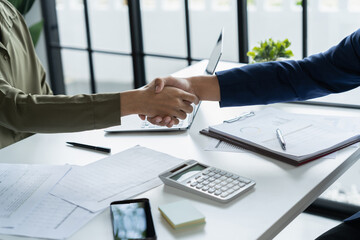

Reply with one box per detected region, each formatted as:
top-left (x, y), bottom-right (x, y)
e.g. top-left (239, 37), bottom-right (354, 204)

top-left (66, 142), bottom-right (111, 153)
top-left (276, 128), bottom-right (286, 151)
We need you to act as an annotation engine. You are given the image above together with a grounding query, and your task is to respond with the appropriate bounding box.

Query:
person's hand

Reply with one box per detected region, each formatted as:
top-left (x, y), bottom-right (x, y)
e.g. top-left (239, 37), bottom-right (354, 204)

top-left (128, 84), bottom-right (198, 124)
top-left (139, 76), bottom-right (197, 127)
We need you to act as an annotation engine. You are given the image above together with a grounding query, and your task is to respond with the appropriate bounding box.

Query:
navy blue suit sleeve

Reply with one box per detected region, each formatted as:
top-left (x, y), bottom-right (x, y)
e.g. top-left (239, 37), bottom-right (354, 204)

top-left (216, 29), bottom-right (360, 107)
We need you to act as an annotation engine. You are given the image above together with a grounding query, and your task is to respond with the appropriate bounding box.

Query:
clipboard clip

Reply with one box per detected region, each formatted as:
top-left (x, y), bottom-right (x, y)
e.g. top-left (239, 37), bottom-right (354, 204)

top-left (223, 111), bottom-right (255, 123)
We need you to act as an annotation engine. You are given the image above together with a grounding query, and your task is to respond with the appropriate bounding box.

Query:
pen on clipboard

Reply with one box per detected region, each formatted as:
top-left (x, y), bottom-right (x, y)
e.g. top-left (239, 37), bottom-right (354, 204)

top-left (66, 142), bottom-right (111, 153)
top-left (276, 129), bottom-right (286, 151)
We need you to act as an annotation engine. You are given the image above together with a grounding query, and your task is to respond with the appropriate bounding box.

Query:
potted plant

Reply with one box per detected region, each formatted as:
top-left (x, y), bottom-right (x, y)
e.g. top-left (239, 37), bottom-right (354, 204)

top-left (247, 38), bottom-right (294, 63)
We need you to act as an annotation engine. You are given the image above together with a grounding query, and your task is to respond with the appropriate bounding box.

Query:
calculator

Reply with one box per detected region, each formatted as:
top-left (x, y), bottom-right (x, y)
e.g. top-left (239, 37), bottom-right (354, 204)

top-left (159, 160), bottom-right (255, 203)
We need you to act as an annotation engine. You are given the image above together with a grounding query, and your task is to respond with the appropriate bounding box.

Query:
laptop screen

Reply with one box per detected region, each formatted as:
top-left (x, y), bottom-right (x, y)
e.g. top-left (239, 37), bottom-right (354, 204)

top-left (205, 28), bottom-right (224, 75)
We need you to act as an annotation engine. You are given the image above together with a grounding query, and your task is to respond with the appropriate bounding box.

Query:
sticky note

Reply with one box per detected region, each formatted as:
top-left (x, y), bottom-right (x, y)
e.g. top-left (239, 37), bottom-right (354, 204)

top-left (158, 200), bottom-right (205, 229)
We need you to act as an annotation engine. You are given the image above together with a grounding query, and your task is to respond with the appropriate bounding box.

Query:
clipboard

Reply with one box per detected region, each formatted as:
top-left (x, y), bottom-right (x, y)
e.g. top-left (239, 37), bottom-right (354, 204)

top-left (200, 108), bottom-right (360, 166)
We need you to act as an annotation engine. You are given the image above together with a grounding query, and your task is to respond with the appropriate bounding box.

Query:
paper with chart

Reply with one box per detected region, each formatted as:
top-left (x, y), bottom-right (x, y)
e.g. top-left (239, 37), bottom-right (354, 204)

top-left (51, 146), bottom-right (185, 212)
top-left (0, 193), bottom-right (96, 239)
top-left (205, 137), bottom-right (246, 153)
top-left (0, 164), bottom-right (70, 228)
top-left (209, 108), bottom-right (360, 159)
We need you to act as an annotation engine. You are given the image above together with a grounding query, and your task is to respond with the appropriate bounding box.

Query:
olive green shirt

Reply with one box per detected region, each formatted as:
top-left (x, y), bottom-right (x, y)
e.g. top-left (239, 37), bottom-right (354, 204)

top-left (0, 0), bottom-right (120, 149)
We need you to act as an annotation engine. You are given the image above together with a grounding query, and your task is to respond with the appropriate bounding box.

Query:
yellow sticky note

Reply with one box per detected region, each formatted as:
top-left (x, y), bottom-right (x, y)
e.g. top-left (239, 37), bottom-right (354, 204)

top-left (158, 200), bottom-right (205, 229)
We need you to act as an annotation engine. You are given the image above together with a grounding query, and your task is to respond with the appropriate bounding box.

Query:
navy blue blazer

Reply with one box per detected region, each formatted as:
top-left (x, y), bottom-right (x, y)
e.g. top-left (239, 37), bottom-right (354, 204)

top-left (216, 29), bottom-right (360, 222)
top-left (216, 29), bottom-right (360, 108)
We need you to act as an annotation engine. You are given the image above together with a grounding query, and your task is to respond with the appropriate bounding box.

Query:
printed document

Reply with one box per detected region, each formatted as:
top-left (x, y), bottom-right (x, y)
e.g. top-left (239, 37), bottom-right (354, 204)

top-left (0, 164), bottom-right (70, 227)
top-left (51, 146), bottom-right (184, 212)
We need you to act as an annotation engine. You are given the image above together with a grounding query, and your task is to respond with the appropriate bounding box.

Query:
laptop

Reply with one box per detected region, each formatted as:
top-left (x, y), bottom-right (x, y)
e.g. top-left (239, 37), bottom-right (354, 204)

top-left (105, 28), bottom-right (224, 133)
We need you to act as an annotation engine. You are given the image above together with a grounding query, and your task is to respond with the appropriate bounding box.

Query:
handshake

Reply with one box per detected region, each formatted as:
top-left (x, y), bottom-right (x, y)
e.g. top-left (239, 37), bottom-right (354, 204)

top-left (120, 75), bottom-right (220, 127)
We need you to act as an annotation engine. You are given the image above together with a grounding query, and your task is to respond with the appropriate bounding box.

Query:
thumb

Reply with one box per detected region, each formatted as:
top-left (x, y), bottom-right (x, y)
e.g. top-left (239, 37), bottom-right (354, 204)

top-left (154, 78), bottom-right (166, 93)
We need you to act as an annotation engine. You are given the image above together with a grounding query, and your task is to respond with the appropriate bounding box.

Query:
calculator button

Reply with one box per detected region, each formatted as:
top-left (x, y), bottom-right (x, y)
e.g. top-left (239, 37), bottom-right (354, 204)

top-left (203, 170), bottom-right (210, 175)
top-left (208, 177), bottom-right (215, 182)
top-left (219, 170), bottom-right (227, 176)
top-left (225, 173), bottom-right (233, 177)
top-left (239, 183), bottom-right (246, 188)
top-left (226, 178), bottom-right (233, 183)
top-left (233, 185), bottom-right (240, 191)
top-left (214, 185), bottom-right (222, 190)
top-left (227, 183), bottom-right (234, 188)
top-left (233, 180), bottom-right (240, 185)
top-left (208, 188), bottom-right (216, 193)
top-left (231, 175), bottom-right (239, 180)
top-left (220, 192), bottom-right (229, 198)
top-left (190, 182), bottom-right (198, 187)
top-left (214, 169), bottom-right (221, 174)
top-left (220, 181), bottom-right (227, 186)
top-left (202, 175), bottom-right (209, 180)
top-left (220, 176), bottom-right (227, 181)
top-left (196, 184), bottom-right (204, 189)
top-left (214, 190), bottom-right (222, 196)
top-left (240, 178), bottom-right (251, 184)
top-left (197, 178), bottom-right (204, 183)
top-left (220, 186), bottom-right (228, 192)
top-left (209, 182), bottom-right (216, 188)
top-left (209, 168), bottom-right (216, 172)
top-left (227, 189), bottom-right (235, 194)
top-left (214, 179), bottom-right (221, 184)
top-left (203, 180), bottom-right (210, 185)
top-left (202, 186), bottom-right (209, 191)
top-left (208, 172), bottom-right (215, 177)
top-left (215, 174), bottom-right (222, 179)
top-left (195, 175), bottom-right (201, 179)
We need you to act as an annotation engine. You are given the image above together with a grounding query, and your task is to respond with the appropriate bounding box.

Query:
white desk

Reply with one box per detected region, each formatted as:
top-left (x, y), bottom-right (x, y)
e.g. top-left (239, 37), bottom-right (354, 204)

top-left (1, 61), bottom-right (360, 240)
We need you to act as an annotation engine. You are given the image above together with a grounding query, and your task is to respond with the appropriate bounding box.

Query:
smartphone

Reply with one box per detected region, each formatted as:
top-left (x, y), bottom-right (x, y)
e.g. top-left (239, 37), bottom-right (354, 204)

top-left (110, 198), bottom-right (157, 240)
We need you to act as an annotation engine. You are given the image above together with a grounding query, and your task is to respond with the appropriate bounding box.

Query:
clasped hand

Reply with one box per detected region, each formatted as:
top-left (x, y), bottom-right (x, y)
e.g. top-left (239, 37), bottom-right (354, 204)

top-left (138, 76), bottom-right (197, 127)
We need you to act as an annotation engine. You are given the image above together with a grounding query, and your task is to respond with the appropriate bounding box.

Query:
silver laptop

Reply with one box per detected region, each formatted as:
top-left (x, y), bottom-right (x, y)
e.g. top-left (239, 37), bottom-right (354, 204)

top-left (105, 28), bottom-right (224, 133)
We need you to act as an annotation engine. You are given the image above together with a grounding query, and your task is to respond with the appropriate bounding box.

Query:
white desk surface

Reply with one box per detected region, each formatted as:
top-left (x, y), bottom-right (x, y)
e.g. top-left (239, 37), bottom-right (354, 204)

top-left (1, 61), bottom-right (360, 240)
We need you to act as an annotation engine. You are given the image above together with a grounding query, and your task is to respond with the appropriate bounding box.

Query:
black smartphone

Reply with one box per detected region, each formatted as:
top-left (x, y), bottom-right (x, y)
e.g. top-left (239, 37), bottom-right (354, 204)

top-left (110, 198), bottom-right (157, 240)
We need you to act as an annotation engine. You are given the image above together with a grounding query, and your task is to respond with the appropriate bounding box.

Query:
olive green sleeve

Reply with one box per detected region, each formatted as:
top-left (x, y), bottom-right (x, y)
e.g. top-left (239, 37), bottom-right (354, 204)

top-left (0, 79), bottom-right (121, 133)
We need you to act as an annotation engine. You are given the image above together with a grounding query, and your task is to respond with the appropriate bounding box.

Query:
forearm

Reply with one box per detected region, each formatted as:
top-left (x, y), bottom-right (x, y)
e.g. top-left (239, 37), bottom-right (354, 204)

top-left (216, 29), bottom-right (360, 107)
top-left (0, 81), bottom-right (120, 133)
top-left (187, 75), bottom-right (220, 101)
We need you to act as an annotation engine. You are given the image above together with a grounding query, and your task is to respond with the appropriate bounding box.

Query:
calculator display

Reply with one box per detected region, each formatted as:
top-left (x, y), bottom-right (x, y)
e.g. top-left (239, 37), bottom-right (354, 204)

top-left (170, 164), bottom-right (207, 182)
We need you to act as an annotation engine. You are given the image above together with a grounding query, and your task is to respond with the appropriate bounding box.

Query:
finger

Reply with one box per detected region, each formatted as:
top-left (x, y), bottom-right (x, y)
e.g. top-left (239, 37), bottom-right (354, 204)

top-left (173, 110), bottom-right (187, 120)
top-left (154, 78), bottom-right (166, 93)
top-left (138, 114), bottom-right (146, 120)
top-left (147, 116), bottom-right (164, 126)
top-left (180, 91), bottom-right (200, 105)
top-left (179, 102), bottom-right (194, 114)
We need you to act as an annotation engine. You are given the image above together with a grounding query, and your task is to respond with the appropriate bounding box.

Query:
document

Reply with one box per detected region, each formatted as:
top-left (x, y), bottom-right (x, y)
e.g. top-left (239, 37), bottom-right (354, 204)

top-left (205, 137), bottom-right (245, 153)
top-left (0, 193), bottom-right (96, 239)
top-left (203, 108), bottom-right (360, 165)
top-left (0, 164), bottom-right (70, 227)
top-left (51, 146), bottom-right (184, 212)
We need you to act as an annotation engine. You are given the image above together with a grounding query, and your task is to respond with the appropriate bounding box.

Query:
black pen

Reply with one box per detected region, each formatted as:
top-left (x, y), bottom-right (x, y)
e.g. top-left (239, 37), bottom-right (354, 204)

top-left (276, 128), bottom-right (286, 151)
top-left (66, 142), bottom-right (111, 153)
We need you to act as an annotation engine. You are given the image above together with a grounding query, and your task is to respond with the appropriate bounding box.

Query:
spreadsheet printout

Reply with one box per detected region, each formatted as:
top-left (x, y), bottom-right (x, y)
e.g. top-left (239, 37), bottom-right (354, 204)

top-left (0, 164), bottom-right (70, 227)
top-left (51, 146), bottom-right (184, 212)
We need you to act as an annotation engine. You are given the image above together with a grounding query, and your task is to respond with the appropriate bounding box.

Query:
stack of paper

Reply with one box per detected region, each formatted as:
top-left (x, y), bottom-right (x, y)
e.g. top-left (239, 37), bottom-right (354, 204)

top-left (0, 146), bottom-right (185, 239)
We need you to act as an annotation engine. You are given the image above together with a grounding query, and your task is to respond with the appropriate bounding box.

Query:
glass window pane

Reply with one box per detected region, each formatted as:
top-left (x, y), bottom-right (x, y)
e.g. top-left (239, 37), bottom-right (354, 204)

top-left (61, 50), bottom-right (91, 95)
top-left (141, 0), bottom-right (187, 57)
top-left (247, 0), bottom-right (302, 60)
top-left (144, 57), bottom-right (188, 83)
top-left (93, 53), bottom-right (133, 92)
top-left (88, 0), bottom-right (131, 53)
top-left (190, 0), bottom-right (238, 62)
top-left (56, 0), bottom-right (87, 48)
top-left (307, 0), bottom-right (360, 106)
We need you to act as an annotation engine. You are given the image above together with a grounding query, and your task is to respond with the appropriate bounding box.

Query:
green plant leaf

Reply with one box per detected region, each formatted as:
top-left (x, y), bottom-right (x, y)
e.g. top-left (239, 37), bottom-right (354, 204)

top-left (29, 20), bottom-right (43, 46)
top-left (10, 0), bottom-right (35, 15)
